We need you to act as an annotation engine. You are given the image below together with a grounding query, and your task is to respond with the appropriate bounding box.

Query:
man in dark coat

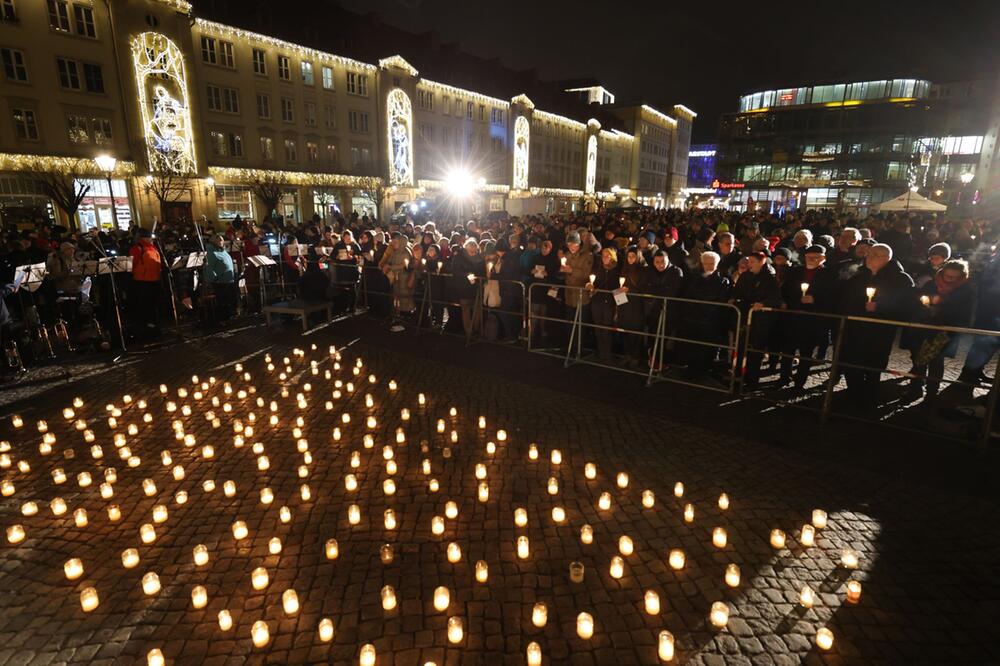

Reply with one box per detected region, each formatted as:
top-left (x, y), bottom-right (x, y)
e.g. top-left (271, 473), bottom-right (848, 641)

top-left (779, 245), bottom-right (838, 388)
top-left (733, 251), bottom-right (784, 389)
top-left (839, 243), bottom-right (915, 407)
top-left (644, 250), bottom-right (685, 365)
top-left (679, 251), bottom-right (731, 380)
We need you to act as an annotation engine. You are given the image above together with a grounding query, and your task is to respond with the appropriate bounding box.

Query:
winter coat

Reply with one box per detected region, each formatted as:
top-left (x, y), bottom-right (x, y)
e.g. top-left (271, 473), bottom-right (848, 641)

top-left (563, 247), bottom-right (594, 307)
top-left (839, 261), bottom-right (915, 370)
top-left (449, 250), bottom-right (485, 301)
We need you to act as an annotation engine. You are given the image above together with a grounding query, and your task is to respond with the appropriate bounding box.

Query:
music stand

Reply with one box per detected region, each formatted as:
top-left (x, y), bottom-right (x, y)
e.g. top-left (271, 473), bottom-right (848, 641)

top-left (247, 255), bottom-right (277, 310)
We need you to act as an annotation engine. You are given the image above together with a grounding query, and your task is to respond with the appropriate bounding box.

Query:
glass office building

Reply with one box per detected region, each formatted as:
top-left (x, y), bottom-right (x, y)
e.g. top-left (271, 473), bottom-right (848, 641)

top-left (716, 78), bottom-right (994, 214)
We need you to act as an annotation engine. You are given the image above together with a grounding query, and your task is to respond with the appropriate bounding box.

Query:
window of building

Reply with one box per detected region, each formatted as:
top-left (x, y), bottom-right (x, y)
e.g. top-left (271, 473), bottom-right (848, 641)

top-left (491, 108), bottom-right (504, 125)
top-left (252, 48), bottom-right (266, 75)
top-left (67, 114), bottom-right (89, 144)
top-left (350, 143), bottom-right (372, 168)
top-left (93, 117), bottom-right (112, 145)
top-left (442, 95), bottom-right (450, 116)
top-left (1, 0), bottom-right (17, 22)
top-left (467, 101), bottom-right (473, 120)
top-left (57, 57), bottom-right (80, 90)
top-left (306, 141), bottom-right (318, 162)
top-left (221, 87), bottom-right (239, 113)
top-left (200, 36), bottom-right (217, 64)
top-left (13, 108), bottom-right (39, 140)
top-left (256, 93), bottom-right (270, 120)
top-left (301, 61), bottom-right (314, 85)
top-left (83, 62), bottom-right (103, 93)
top-left (346, 72), bottom-right (367, 96)
top-left (284, 139), bottom-right (297, 162)
top-left (219, 41), bottom-right (234, 68)
top-left (348, 110), bottom-right (369, 133)
top-left (418, 89), bottom-right (432, 110)
top-left (210, 130), bottom-right (226, 156)
top-left (281, 97), bottom-right (294, 122)
top-left (277, 55), bottom-right (290, 80)
top-left (259, 135), bottom-right (274, 159)
top-left (206, 84), bottom-right (222, 111)
top-left (324, 105), bottom-right (336, 129)
top-left (326, 143), bottom-right (338, 167)
top-left (72, 3), bottom-right (95, 37)
top-left (48, 0), bottom-right (70, 31)
top-left (216, 185), bottom-right (254, 220)
top-left (322, 66), bottom-right (334, 90)
top-left (1, 47), bottom-right (28, 82)
top-left (453, 98), bottom-right (461, 116)
top-left (885, 161), bottom-right (907, 180)
top-left (304, 102), bottom-right (316, 127)
top-left (228, 133), bottom-right (243, 157)
top-left (478, 105), bottom-right (485, 121)
top-left (941, 135), bottom-right (984, 155)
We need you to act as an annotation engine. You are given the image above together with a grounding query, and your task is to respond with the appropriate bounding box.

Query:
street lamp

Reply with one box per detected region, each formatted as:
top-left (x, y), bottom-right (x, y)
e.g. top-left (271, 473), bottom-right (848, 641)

top-left (94, 154), bottom-right (118, 230)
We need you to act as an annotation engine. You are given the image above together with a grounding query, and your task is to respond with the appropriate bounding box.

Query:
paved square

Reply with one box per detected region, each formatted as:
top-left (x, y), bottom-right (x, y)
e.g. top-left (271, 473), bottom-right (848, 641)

top-left (0, 327), bottom-right (997, 665)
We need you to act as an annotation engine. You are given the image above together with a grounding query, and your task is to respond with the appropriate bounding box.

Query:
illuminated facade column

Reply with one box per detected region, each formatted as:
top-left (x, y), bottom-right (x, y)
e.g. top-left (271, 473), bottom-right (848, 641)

top-left (584, 119), bottom-right (601, 206)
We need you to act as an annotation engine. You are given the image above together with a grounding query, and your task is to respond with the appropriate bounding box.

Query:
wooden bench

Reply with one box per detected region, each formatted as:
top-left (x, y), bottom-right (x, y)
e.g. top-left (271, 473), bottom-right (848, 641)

top-left (263, 300), bottom-right (332, 332)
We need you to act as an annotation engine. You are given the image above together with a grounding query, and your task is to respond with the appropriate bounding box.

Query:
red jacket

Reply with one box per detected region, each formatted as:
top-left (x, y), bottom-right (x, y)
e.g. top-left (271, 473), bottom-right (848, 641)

top-left (130, 241), bottom-right (162, 282)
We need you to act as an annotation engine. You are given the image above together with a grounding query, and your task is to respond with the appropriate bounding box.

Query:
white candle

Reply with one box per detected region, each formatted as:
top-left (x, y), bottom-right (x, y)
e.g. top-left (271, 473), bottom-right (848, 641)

top-left (718, 492), bottom-right (730, 510)
top-left (712, 527), bottom-right (727, 548)
top-left (800, 524), bottom-right (816, 547)
top-left (269, 537), bottom-right (283, 555)
top-left (709, 601), bottom-right (729, 628)
top-left (550, 449), bottom-right (562, 464)
top-left (584, 462), bottom-right (597, 479)
top-left (64, 558), bottom-right (84, 580)
top-left (359, 644), bottom-right (376, 666)
top-left (619, 535), bottom-right (634, 556)
top-left (668, 549), bottom-right (685, 570)
top-left (642, 490), bottom-right (655, 508)
top-left (812, 509), bottom-right (828, 528)
top-left (847, 580), bottom-right (862, 603)
top-left (384, 509), bottom-right (397, 530)
top-left (251, 620), bottom-right (269, 648)
top-left (569, 561), bottom-right (585, 583)
top-left (576, 612), bottom-right (594, 639)
top-left (475, 560), bottom-right (489, 583)
top-left (531, 602), bottom-right (547, 627)
top-left (514, 507), bottom-right (528, 527)
top-left (644, 590), bottom-right (661, 615)
top-left (527, 642), bottom-right (542, 666)
top-left (140, 523), bottom-right (156, 544)
top-left (598, 492), bottom-right (612, 511)
top-left (218, 610), bottom-right (233, 631)
top-left (528, 444), bottom-right (538, 460)
top-left (770, 529), bottom-right (786, 549)
top-left (658, 629), bottom-right (675, 661)
top-left (684, 503), bottom-right (695, 523)
top-left (318, 618), bottom-right (334, 642)
top-left (348, 504), bottom-right (361, 525)
top-left (147, 649), bottom-right (164, 666)
top-left (816, 627), bottom-right (834, 650)
top-left (581, 524), bottom-right (594, 544)
top-left (232, 521), bottom-right (248, 540)
top-left (616, 472), bottom-right (629, 488)
top-left (552, 506), bottom-right (566, 523)
top-left (142, 571), bottom-right (161, 595)
top-left (725, 563), bottom-right (741, 587)
top-left (5, 524), bottom-right (24, 545)
top-left (432, 516), bottom-right (445, 535)
top-left (547, 477), bottom-right (559, 495)
top-left (122, 548), bottom-right (140, 568)
top-left (447, 542), bottom-right (462, 563)
top-left (609, 555), bottom-right (624, 579)
top-left (251, 567), bottom-right (269, 590)
top-left (866, 286), bottom-right (876, 302)
top-left (191, 585), bottom-right (208, 609)
top-left (80, 587), bottom-right (99, 612)
top-left (800, 584), bottom-right (815, 608)
top-left (283, 589), bottom-right (300, 614)
top-left (447, 616), bottom-right (463, 644)
top-left (446, 501), bottom-right (459, 519)
top-left (517, 535), bottom-right (530, 559)
top-left (433, 586), bottom-right (450, 612)
top-left (325, 538), bottom-right (339, 560)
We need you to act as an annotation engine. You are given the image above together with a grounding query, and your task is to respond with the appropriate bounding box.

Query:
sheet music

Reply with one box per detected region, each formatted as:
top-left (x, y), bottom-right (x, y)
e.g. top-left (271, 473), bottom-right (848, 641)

top-left (186, 252), bottom-right (206, 268)
top-left (246, 255), bottom-right (277, 267)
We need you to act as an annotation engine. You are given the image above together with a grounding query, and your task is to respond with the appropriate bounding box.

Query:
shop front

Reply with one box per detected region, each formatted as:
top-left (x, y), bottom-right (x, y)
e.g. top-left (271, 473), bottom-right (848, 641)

top-left (0, 175), bottom-right (56, 230)
top-left (76, 177), bottom-right (133, 231)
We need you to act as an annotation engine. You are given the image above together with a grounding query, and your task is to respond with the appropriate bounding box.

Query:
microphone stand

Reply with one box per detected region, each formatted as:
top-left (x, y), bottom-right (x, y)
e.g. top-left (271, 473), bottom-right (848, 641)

top-left (151, 228), bottom-right (180, 330)
top-left (91, 234), bottom-right (128, 360)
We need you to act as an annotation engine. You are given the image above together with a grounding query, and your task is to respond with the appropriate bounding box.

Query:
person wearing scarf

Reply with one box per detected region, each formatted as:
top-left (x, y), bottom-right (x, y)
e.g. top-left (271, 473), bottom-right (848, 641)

top-left (905, 260), bottom-right (974, 399)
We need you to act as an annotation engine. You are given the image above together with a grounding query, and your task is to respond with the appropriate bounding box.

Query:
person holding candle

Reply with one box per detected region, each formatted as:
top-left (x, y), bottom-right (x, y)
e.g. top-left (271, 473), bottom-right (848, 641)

top-left (560, 231), bottom-right (594, 310)
top-left (644, 249), bottom-right (685, 367)
top-left (329, 229), bottom-right (361, 315)
top-left (492, 235), bottom-right (524, 343)
top-left (779, 244), bottom-right (838, 389)
top-left (839, 243), bottom-right (916, 407)
top-left (528, 238), bottom-right (563, 348)
top-left (679, 251), bottom-right (732, 381)
top-left (732, 251), bottom-right (783, 390)
top-left (448, 238), bottom-right (485, 337)
top-left (903, 259), bottom-right (974, 400)
top-left (587, 247), bottom-right (620, 361)
top-left (380, 233), bottom-right (415, 326)
top-left (618, 246), bottom-right (648, 367)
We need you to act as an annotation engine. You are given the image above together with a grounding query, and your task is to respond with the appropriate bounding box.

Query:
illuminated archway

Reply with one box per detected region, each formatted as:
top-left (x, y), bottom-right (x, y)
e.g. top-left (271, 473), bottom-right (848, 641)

top-left (386, 89), bottom-right (414, 187)
top-left (585, 134), bottom-right (597, 194)
top-left (513, 115), bottom-right (530, 190)
top-left (131, 32), bottom-right (196, 174)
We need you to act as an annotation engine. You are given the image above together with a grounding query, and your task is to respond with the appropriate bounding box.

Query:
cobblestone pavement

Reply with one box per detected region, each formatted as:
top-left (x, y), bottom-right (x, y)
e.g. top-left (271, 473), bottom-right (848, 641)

top-left (1, 323), bottom-right (999, 665)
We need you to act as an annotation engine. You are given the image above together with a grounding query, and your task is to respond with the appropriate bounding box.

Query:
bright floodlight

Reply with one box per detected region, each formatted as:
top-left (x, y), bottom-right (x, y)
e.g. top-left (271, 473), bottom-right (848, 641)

top-left (445, 170), bottom-right (475, 198)
top-left (94, 154), bottom-right (117, 174)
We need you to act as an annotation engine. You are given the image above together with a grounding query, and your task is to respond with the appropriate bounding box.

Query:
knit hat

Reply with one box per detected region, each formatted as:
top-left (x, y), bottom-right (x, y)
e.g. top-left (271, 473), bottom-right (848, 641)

top-left (927, 242), bottom-right (951, 260)
top-left (773, 247), bottom-right (791, 260)
top-left (566, 231), bottom-right (581, 244)
top-left (804, 244), bottom-right (826, 255)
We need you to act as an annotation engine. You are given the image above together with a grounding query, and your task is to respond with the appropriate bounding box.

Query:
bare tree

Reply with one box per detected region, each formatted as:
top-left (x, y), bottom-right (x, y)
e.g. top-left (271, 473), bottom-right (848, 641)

top-left (23, 157), bottom-right (91, 224)
top-left (356, 177), bottom-right (387, 219)
top-left (248, 171), bottom-right (285, 222)
top-left (143, 168), bottom-right (195, 221)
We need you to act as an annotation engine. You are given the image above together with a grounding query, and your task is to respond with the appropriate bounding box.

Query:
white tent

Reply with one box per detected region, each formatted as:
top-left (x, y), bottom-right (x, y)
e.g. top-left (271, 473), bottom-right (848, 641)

top-left (876, 190), bottom-right (948, 212)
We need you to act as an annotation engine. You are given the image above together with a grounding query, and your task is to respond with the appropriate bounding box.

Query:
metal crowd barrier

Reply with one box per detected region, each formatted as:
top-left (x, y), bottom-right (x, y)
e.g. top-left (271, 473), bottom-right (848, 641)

top-left (526, 282), bottom-right (742, 391)
top-left (742, 306), bottom-right (1000, 447)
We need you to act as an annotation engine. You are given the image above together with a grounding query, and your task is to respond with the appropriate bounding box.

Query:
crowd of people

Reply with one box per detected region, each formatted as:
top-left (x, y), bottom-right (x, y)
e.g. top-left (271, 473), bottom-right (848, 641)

top-left (2, 206), bottom-right (999, 419)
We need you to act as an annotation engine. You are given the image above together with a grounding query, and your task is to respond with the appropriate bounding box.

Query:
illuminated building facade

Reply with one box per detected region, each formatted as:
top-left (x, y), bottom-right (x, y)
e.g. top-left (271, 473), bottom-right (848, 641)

top-left (0, 0), bottom-right (695, 230)
top-left (715, 77), bottom-right (998, 214)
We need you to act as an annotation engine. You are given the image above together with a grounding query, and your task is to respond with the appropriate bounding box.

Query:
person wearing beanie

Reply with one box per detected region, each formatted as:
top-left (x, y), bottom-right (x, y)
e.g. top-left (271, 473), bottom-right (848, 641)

top-left (780, 244), bottom-right (837, 389)
top-left (913, 242), bottom-right (953, 288)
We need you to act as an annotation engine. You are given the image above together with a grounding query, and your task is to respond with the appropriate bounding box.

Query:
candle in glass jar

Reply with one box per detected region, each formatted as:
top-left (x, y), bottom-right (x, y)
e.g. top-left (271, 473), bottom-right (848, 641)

top-left (841, 548), bottom-right (859, 569)
top-left (800, 524), bottom-right (816, 547)
top-left (514, 507), bottom-right (528, 527)
top-left (433, 586), bottom-right (450, 611)
top-left (251, 567), bottom-right (269, 590)
top-left (532, 601), bottom-right (548, 627)
top-left (770, 529), bottom-right (786, 549)
top-left (269, 537), bottom-right (283, 555)
top-left (800, 584), bottom-right (815, 608)
top-left (142, 571), bottom-right (161, 595)
top-left (668, 549), bottom-right (685, 570)
top-left (576, 612), bottom-right (594, 639)
top-left (74, 509), bottom-right (88, 528)
top-left (384, 509), bottom-right (397, 530)
top-left (475, 560), bottom-right (489, 583)
top-left (584, 462), bottom-right (597, 479)
top-left (359, 644), bottom-right (376, 666)
top-left (232, 521), bottom-right (248, 540)
top-left (581, 524), bottom-right (594, 544)
top-left (846, 580), bottom-right (862, 603)
top-left (282, 589), bottom-right (300, 614)
top-left (550, 449), bottom-right (562, 465)
top-left (318, 617), bottom-right (334, 642)
top-left (642, 490), bottom-right (655, 508)
top-left (325, 538), bottom-right (339, 560)
top-left (191, 585), bottom-right (208, 609)
top-left (218, 609), bottom-right (233, 631)
top-left (80, 587), bottom-right (99, 612)
top-left (547, 477), bottom-right (559, 495)
top-left (712, 527), bottom-right (727, 548)
top-left (723, 563), bottom-right (741, 588)
top-left (251, 620), bottom-right (269, 648)
top-left (619, 535), bottom-right (634, 556)
top-left (658, 630), bottom-right (675, 661)
top-left (64, 558), bottom-right (84, 580)
top-left (432, 515), bottom-right (445, 535)
top-left (644, 590), bottom-right (661, 615)
top-left (816, 627), bottom-right (834, 650)
top-left (447, 542), bottom-right (462, 563)
top-left (478, 482), bottom-right (489, 502)
top-left (718, 492), bottom-right (730, 510)
top-left (598, 492), bottom-right (612, 511)
top-left (517, 536), bottom-right (530, 559)
top-left (122, 548), bottom-right (140, 568)
top-left (447, 616), bottom-right (464, 644)
top-left (552, 506), bottom-right (566, 522)
top-left (609, 555), bottom-right (624, 579)
top-left (140, 523), bottom-right (156, 544)
top-left (812, 509), bottom-right (828, 529)
top-left (616, 472), bottom-right (629, 488)
top-left (348, 504), bottom-right (361, 525)
top-left (527, 642), bottom-right (542, 666)
top-left (674, 481), bottom-right (684, 497)
top-left (709, 601), bottom-right (729, 628)
top-left (528, 444), bottom-right (538, 460)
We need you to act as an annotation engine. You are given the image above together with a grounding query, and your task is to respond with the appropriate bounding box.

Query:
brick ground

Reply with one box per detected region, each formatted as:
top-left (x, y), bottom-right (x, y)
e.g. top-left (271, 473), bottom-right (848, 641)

top-left (1, 322), bottom-right (999, 665)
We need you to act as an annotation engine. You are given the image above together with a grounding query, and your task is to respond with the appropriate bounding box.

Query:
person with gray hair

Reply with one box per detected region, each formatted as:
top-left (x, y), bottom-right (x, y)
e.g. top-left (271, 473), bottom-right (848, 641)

top-left (838, 242), bottom-right (916, 407)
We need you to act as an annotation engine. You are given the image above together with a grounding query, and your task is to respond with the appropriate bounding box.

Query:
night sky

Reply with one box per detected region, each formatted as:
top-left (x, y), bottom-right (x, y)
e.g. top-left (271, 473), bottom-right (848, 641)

top-left (330, 0), bottom-right (999, 142)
